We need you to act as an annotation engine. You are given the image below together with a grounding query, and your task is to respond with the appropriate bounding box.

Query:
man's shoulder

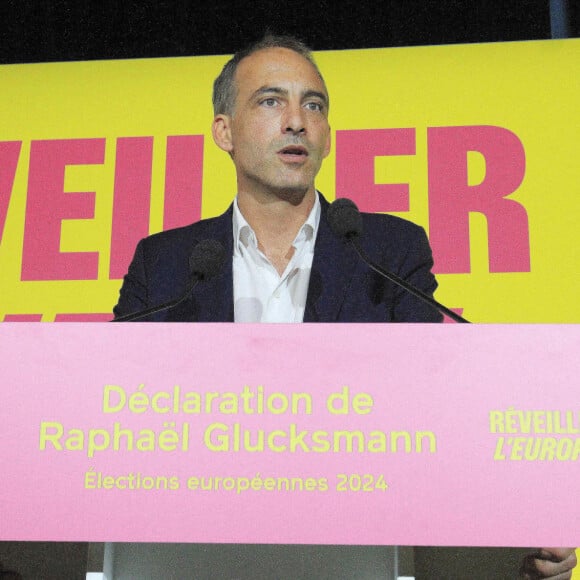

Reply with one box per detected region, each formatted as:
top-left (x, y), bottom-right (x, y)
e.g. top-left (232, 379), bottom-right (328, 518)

top-left (359, 210), bottom-right (428, 244)
top-left (361, 210), bottom-right (424, 231)
top-left (319, 192), bottom-right (427, 240)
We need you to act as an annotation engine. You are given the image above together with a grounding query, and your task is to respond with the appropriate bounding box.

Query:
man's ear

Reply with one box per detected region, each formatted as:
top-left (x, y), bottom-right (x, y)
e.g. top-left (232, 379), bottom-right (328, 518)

top-left (212, 114), bottom-right (234, 153)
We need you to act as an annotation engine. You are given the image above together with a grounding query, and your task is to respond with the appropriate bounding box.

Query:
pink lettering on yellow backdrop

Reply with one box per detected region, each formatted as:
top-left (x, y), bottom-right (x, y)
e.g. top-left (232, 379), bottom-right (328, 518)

top-left (335, 129), bottom-right (415, 213)
top-left (0, 141), bottom-right (22, 242)
top-left (54, 313), bottom-right (112, 321)
top-left (109, 137), bottom-right (153, 280)
top-left (3, 128), bottom-right (531, 319)
top-left (21, 139), bottom-right (105, 281)
top-left (428, 126), bottom-right (529, 274)
top-left (3, 314), bottom-right (43, 322)
top-left (108, 135), bottom-right (204, 279)
top-left (163, 135), bottom-right (203, 231)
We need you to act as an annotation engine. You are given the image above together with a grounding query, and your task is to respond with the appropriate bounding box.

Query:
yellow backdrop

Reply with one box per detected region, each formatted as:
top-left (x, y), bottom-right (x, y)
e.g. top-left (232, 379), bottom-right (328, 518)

top-left (0, 39), bottom-right (578, 322)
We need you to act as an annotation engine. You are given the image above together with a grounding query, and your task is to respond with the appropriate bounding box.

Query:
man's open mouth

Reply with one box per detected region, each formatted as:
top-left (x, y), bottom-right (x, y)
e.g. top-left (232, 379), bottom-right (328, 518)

top-left (278, 146), bottom-right (308, 156)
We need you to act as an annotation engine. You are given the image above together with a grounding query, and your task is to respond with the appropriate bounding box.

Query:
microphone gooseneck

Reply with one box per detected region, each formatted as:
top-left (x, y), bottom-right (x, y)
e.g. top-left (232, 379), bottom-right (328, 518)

top-left (327, 198), bottom-right (470, 324)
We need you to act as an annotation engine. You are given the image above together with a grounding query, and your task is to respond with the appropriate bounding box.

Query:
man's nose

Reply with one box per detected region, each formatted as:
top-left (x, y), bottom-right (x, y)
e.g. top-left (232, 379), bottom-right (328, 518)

top-left (283, 102), bottom-right (306, 134)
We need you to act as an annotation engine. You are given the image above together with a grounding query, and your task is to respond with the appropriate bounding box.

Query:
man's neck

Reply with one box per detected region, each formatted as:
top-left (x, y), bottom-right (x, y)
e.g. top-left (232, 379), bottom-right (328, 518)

top-left (237, 188), bottom-right (316, 275)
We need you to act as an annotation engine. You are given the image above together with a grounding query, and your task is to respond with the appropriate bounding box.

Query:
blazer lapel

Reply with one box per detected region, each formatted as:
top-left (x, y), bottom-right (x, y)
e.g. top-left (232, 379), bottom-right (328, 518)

top-left (189, 207), bottom-right (235, 322)
top-left (178, 196), bottom-right (358, 323)
top-left (304, 195), bottom-right (359, 322)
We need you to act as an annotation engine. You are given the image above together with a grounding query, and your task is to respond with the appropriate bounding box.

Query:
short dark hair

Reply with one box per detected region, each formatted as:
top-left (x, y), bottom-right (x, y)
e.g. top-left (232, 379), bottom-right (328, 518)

top-left (212, 34), bottom-right (327, 116)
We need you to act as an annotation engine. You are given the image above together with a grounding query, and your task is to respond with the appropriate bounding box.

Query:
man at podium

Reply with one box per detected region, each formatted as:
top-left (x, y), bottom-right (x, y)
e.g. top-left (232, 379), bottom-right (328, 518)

top-left (114, 35), bottom-right (442, 324)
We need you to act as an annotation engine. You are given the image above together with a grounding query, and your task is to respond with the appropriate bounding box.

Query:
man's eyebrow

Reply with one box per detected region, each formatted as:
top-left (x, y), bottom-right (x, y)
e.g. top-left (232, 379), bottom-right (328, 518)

top-left (251, 86), bottom-right (288, 100)
top-left (302, 90), bottom-right (329, 107)
top-left (250, 86), bottom-right (329, 107)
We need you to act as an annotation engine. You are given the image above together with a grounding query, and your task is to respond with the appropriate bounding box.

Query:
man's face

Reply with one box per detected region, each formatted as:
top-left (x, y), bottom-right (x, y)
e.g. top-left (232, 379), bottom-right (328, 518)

top-left (213, 47), bottom-right (331, 201)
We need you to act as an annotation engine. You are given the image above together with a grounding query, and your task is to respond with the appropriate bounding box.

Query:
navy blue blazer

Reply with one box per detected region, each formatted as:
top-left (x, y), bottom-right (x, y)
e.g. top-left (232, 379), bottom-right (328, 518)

top-left (114, 195), bottom-right (442, 323)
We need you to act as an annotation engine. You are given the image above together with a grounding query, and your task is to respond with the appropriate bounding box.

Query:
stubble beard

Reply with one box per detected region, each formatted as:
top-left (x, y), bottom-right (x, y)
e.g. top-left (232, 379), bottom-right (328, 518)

top-left (238, 157), bottom-right (318, 207)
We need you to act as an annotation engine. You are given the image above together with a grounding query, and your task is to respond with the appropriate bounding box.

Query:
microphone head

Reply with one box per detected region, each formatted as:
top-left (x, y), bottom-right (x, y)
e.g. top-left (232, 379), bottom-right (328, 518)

top-left (189, 240), bottom-right (226, 280)
top-left (327, 198), bottom-right (363, 241)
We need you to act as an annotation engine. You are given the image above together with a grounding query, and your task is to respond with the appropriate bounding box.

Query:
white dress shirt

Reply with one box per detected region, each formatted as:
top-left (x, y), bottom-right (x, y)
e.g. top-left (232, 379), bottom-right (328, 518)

top-left (232, 195), bottom-right (320, 323)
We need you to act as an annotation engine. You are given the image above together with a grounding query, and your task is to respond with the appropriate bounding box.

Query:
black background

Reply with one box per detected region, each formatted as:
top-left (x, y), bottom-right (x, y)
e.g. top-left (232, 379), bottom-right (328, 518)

top-left (1, 0), bottom-right (578, 65)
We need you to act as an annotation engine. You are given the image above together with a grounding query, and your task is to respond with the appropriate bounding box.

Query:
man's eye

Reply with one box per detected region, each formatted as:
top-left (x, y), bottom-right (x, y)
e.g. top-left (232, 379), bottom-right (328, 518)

top-left (305, 102), bottom-right (323, 112)
top-left (261, 98), bottom-right (278, 107)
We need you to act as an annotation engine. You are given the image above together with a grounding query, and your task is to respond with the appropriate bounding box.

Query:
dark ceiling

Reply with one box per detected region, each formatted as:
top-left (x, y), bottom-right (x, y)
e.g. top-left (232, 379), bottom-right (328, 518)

top-left (1, 0), bottom-right (578, 64)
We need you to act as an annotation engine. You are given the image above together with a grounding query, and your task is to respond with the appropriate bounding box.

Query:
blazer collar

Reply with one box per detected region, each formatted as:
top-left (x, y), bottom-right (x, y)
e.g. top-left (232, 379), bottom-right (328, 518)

top-left (186, 193), bottom-right (357, 323)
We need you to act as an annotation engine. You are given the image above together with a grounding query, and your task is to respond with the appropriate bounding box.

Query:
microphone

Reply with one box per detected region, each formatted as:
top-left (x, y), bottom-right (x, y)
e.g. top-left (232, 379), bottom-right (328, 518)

top-left (188, 239), bottom-right (226, 281)
top-left (327, 197), bottom-right (363, 239)
top-left (327, 198), bottom-right (470, 323)
top-left (112, 239), bottom-right (226, 322)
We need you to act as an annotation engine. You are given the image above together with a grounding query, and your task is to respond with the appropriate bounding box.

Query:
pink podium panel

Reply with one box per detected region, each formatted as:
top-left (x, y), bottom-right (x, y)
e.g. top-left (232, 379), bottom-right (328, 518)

top-left (0, 323), bottom-right (578, 546)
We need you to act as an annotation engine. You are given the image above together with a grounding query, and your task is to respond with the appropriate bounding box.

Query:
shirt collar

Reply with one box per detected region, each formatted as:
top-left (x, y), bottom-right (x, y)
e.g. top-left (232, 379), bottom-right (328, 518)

top-left (233, 192), bottom-right (321, 252)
